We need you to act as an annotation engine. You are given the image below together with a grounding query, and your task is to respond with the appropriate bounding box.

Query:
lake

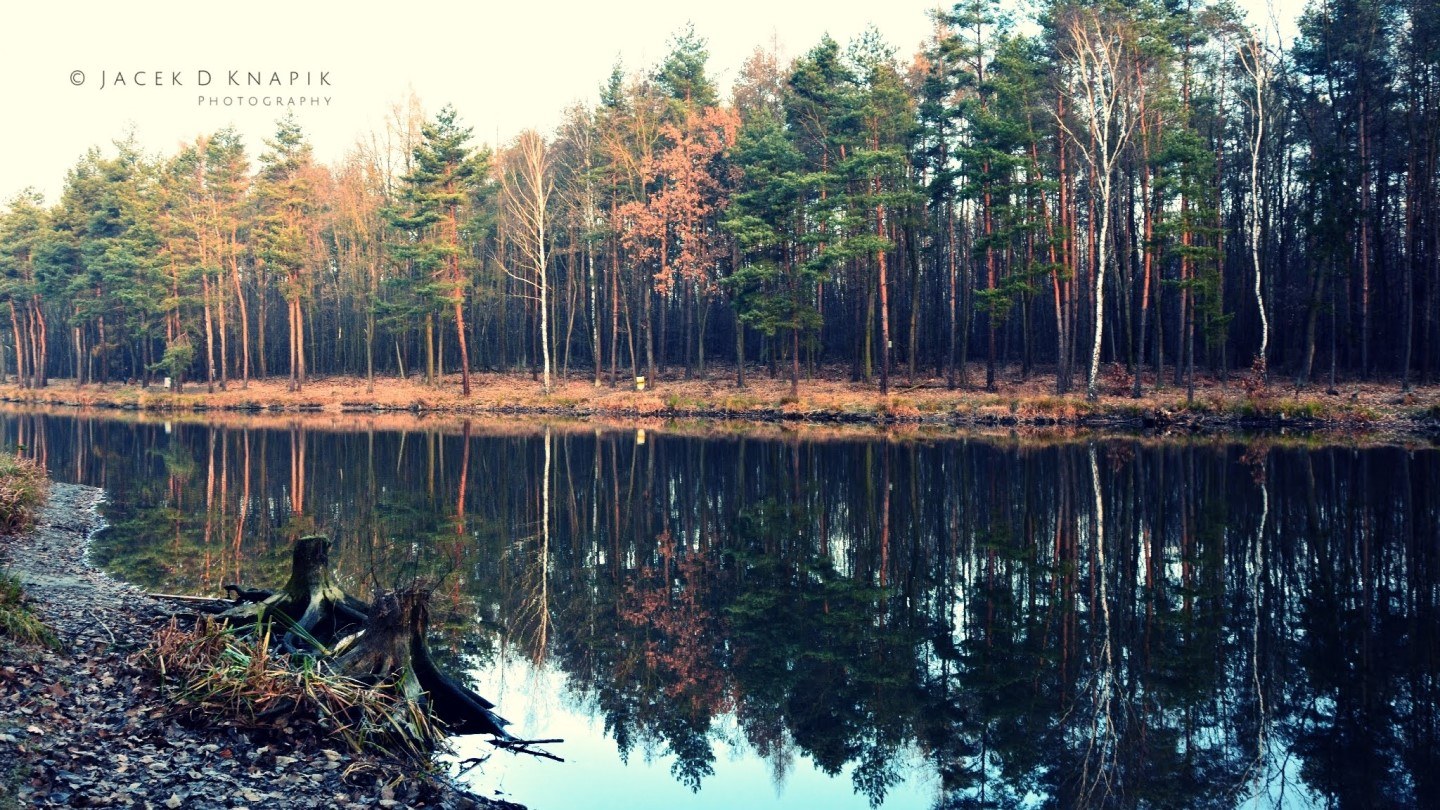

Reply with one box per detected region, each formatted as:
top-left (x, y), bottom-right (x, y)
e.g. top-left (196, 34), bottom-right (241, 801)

top-left (3, 407), bottom-right (1437, 809)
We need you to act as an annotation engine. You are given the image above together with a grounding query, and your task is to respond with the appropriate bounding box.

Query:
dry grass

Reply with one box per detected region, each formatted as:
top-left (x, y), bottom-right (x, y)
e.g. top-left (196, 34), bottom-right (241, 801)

top-left (0, 571), bottom-right (56, 649)
top-left (138, 618), bottom-right (444, 768)
top-left (1, 363), bottom-right (1435, 429)
top-left (0, 454), bottom-right (47, 536)
top-left (0, 455), bottom-right (55, 649)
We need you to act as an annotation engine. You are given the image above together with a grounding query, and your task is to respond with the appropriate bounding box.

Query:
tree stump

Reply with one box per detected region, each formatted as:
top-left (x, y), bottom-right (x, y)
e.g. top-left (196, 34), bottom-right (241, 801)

top-left (334, 587), bottom-right (512, 738)
top-left (216, 535), bottom-right (528, 745)
top-left (219, 535), bottom-right (368, 651)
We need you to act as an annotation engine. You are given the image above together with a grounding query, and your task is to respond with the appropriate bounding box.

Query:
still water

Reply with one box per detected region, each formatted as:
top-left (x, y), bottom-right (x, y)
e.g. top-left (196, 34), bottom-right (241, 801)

top-left (3, 408), bottom-right (1438, 809)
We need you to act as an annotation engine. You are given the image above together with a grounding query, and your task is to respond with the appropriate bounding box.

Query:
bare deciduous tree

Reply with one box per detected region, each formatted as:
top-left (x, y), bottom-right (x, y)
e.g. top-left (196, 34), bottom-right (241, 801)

top-left (500, 130), bottom-right (556, 394)
top-left (1055, 5), bottom-right (1144, 401)
top-left (1237, 33), bottom-right (1273, 382)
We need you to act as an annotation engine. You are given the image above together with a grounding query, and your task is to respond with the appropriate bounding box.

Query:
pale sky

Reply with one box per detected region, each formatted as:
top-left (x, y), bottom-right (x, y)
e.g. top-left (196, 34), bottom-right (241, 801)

top-left (2, 0), bottom-right (1302, 203)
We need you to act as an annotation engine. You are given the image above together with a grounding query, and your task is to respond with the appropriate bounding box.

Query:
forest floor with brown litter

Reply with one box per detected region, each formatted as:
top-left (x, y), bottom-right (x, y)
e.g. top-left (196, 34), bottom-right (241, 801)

top-left (0, 484), bottom-right (520, 810)
top-left (1, 364), bottom-right (1438, 434)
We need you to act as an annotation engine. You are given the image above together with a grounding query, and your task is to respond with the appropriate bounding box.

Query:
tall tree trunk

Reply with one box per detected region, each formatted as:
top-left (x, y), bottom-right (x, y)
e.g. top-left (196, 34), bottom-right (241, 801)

top-left (538, 211), bottom-right (551, 396)
top-left (1133, 156), bottom-right (1154, 398)
top-left (365, 260), bottom-right (375, 393)
top-left (1177, 205), bottom-right (1190, 388)
top-left (1402, 100), bottom-right (1419, 391)
top-left (609, 195), bottom-right (621, 387)
top-left (257, 280), bottom-right (268, 379)
top-left (232, 256), bottom-right (250, 389)
top-left (1088, 166), bottom-right (1112, 403)
top-left (1358, 94), bottom-right (1372, 379)
top-left (454, 293), bottom-right (472, 397)
top-left (424, 312), bottom-right (436, 386)
top-left (217, 272), bottom-right (229, 390)
top-left (984, 183), bottom-right (997, 392)
top-left (790, 324), bottom-right (800, 399)
top-left (449, 200), bottom-right (472, 398)
top-left (1057, 103), bottom-right (1073, 395)
top-left (643, 278), bottom-right (655, 386)
top-left (10, 302), bottom-right (27, 389)
top-left (906, 224), bottom-right (921, 386)
top-left (946, 200), bottom-right (959, 390)
top-left (877, 199), bottom-right (891, 396)
top-left (287, 297), bottom-right (300, 392)
top-left (1297, 260), bottom-right (1325, 388)
top-left (202, 275), bottom-right (217, 394)
top-left (71, 323), bottom-right (82, 386)
top-left (589, 226), bottom-right (601, 387)
top-left (1242, 39), bottom-right (1269, 383)
top-left (31, 298), bottom-right (47, 388)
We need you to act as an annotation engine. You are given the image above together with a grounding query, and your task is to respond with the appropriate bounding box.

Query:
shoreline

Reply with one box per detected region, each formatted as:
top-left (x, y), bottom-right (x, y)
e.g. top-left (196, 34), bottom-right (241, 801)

top-left (0, 483), bottom-right (512, 810)
top-left (1, 370), bottom-right (1437, 437)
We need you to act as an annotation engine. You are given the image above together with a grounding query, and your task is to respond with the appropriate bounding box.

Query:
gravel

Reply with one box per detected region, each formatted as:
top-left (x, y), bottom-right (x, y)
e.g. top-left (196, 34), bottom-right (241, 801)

top-left (0, 483), bottom-right (521, 809)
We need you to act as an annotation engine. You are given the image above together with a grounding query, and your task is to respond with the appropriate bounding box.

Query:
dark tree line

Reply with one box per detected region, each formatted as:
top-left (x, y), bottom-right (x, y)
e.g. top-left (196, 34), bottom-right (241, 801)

top-left (1, 0), bottom-right (1436, 398)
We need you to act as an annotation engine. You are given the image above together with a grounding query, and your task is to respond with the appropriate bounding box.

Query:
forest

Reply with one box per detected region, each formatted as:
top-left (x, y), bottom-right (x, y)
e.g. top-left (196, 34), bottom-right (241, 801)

top-left (0, 0), bottom-right (1435, 401)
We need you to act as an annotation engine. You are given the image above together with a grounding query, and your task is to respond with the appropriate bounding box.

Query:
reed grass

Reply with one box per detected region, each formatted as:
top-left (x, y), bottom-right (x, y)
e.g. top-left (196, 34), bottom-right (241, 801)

top-left (139, 617), bottom-right (446, 768)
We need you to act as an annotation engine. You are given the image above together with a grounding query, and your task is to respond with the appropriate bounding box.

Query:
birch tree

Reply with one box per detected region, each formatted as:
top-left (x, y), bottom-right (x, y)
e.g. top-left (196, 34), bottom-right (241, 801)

top-left (1236, 32), bottom-right (1273, 382)
top-left (1056, 4), bottom-right (1144, 401)
top-left (501, 130), bottom-right (555, 394)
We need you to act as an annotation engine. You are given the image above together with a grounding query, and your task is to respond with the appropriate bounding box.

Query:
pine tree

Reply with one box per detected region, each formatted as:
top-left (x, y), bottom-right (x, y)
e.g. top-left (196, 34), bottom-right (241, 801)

top-left (386, 104), bottom-right (483, 396)
top-left (785, 36), bottom-right (859, 381)
top-left (723, 111), bottom-right (818, 396)
top-left (205, 127), bottom-right (252, 388)
top-left (843, 28), bottom-right (919, 395)
top-left (47, 139), bottom-right (163, 387)
top-left (0, 191), bottom-right (50, 387)
top-left (254, 114), bottom-right (324, 392)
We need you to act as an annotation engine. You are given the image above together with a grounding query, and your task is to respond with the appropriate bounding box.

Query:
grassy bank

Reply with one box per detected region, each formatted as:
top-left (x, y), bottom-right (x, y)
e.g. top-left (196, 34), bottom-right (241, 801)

top-left (0, 454), bottom-right (51, 649)
top-left (0, 367), bottom-right (1437, 433)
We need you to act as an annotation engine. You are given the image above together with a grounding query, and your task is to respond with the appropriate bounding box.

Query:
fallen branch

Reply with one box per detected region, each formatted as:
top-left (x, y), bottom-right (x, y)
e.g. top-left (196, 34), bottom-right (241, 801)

top-left (149, 592), bottom-right (228, 605)
top-left (493, 738), bottom-right (566, 763)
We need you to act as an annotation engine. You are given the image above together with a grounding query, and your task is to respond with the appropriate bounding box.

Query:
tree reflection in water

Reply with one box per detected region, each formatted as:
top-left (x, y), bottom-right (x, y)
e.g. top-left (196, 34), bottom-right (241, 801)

top-left (6, 408), bottom-right (1437, 809)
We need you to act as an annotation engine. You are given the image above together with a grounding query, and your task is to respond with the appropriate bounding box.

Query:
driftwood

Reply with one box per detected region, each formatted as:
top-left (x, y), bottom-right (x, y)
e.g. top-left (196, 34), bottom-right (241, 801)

top-left (207, 534), bottom-right (559, 759)
top-left (150, 592), bottom-right (229, 605)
